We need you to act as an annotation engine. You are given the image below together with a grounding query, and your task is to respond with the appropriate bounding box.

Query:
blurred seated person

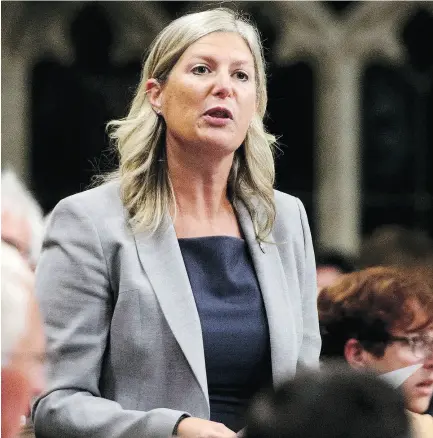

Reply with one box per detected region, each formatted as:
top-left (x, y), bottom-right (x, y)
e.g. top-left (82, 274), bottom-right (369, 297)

top-left (359, 225), bottom-right (433, 270)
top-left (359, 225), bottom-right (433, 290)
top-left (1, 242), bottom-right (46, 438)
top-left (360, 225), bottom-right (433, 416)
top-left (1, 169), bottom-right (46, 437)
top-left (318, 267), bottom-right (433, 437)
top-left (1, 169), bottom-right (45, 269)
top-left (245, 366), bottom-right (409, 438)
top-left (316, 250), bottom-right (355, 292)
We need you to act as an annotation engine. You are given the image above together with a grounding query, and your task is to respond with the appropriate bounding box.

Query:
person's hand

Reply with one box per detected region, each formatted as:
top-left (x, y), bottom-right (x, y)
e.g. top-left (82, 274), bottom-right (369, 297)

top-left (176, 417), bottom-right (237, 438)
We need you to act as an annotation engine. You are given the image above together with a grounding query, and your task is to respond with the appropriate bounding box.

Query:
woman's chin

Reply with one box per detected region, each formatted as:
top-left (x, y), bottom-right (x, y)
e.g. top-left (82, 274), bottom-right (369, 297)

top-left (197, 137), bottom-right (242, 157)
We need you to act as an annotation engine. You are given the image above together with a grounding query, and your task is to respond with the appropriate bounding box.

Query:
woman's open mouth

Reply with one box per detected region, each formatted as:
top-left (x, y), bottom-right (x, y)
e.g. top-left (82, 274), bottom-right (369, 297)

top-left (203, 107), bottom-right (233, 126)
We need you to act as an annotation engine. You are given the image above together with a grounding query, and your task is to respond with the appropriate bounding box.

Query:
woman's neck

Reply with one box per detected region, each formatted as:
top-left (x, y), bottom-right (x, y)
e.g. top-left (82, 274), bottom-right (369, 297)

top-left (167, 144), bottom-right (234, 220)
top-left (166, 143), bottom-right (241, 238)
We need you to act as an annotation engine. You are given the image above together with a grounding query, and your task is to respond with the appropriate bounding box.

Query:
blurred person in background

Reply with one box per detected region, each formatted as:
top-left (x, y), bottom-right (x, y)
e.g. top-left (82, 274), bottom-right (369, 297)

top-left (359, 225), bottom-right (433, 286)
top-left (32, 7), bottom-right (320, 438)
top-left (318, 266), bottom-right (433, 437)
top-left (1, 169), bottom-right (46, 437)
top-left (316, 250), bottom-right (355, 292)
top-left (359, 225), bottom-right (433, 415)
top-left (1, 169), bottom-right (45, 269)
top-left (1, 242), bottom-right (46, 438)
top-left (244, 366), bottom-right (409, 438)
top-left (359, 225), bottom-right (433, 269)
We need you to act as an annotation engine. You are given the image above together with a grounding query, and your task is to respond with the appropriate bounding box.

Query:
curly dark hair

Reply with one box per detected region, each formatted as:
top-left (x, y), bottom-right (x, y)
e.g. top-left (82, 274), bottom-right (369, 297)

top-left (318, 266), bottom-right (433, 358)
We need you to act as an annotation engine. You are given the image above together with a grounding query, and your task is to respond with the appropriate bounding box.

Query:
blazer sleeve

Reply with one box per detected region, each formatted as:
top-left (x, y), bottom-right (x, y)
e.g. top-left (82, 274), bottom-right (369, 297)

top-left (32, 198), bottom-right (188, 438)
top-left (295, 198), bottom-right (321, 369)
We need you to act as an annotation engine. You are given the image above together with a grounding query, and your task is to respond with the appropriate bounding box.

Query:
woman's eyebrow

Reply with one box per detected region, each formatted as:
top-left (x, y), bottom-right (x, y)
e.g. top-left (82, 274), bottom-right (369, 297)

top-left (187, 55), bottom-right (215, 64)
top-left (231, 59), bottom-right (254, 69)
top-left (187, 54), bottom-right (254, 68)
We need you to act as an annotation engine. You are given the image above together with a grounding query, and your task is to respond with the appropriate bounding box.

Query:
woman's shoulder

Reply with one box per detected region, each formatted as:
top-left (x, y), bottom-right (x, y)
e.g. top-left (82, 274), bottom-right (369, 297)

top-left (273, 189), bottom-right (306, 223)
top-left (51, 180), bottom-right (123, 220)
top-left (270, 190), bottom-right (311, 244)
top-left (273, 189), bottom-right (301, 210)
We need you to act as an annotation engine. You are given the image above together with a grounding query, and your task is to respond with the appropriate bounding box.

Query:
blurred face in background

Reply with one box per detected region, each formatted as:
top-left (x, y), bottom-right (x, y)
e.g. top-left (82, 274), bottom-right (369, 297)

top-left (1, 288), bottom-right (46, 438)
top-left (347, 304), bottom-right (433, 413)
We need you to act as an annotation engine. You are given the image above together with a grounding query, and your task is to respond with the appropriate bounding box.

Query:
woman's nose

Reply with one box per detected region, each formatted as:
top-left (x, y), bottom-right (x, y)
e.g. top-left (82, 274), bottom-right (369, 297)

top-left (212, 72), bottom-right (233, 99)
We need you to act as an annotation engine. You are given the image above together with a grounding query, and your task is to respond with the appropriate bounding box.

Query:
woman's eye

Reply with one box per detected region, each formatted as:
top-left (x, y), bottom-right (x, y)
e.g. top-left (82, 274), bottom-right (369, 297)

top-left (192, 65), bottom-right (210, 75)
top-left (235, 71), bottom-right (249, 81)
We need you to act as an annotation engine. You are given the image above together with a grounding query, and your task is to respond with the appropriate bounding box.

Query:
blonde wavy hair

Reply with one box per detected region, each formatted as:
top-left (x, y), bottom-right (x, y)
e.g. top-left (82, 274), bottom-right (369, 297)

top-left (106, 7), bottom-right (277, 241)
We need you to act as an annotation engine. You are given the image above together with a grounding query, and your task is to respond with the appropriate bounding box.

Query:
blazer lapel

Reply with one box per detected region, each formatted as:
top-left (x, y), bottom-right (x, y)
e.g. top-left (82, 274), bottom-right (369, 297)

top-left (236, 201), bottom-right (298, 386)
top-left (134, 217), bottom-right (209, 411)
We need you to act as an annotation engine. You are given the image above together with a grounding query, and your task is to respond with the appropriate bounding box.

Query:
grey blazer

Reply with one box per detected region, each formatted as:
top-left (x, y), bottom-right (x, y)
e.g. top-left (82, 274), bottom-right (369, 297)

top-left (33, 181), bottom-right (320, 438)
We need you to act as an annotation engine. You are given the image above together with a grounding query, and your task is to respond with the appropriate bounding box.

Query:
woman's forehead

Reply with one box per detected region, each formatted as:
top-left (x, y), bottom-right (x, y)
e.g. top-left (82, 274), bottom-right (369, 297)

top-left (179, 32), bottom-right (254, 65)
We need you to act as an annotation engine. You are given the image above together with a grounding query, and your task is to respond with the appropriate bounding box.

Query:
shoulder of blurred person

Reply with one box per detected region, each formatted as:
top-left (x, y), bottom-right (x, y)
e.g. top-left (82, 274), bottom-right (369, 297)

top-left (1, 168), bottom-right (45, 267)
top-left (1, 241), bottom-right (45, 438)
top-left (407, 411), bottom-right (433, 438)
top-left (244, 366), bottom-right (409, 438)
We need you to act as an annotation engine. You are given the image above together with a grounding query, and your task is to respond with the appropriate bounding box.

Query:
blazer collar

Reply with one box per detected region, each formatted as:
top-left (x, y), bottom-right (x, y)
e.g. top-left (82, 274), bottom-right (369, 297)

top-left (235, 200), bottom-right (298, 385)
top-left (134, 202), bottom-right (297, 403)
top-left (134, 216), bottom-right (210, 413)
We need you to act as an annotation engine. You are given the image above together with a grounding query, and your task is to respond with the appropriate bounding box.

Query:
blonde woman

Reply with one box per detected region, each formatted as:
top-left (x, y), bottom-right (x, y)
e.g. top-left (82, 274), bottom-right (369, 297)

top-left (33, 8), bottom-right (320, 438)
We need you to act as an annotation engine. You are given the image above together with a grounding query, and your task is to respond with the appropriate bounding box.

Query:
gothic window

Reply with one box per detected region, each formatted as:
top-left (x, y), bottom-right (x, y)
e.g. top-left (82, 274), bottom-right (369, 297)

top-left (248, 4), bottom-right (316, 232)
top-left (31, 3), bottom-right (141, 213)
top-left (361, 8), bottom-right (433, 238)
top-left (266, 62), bottom-right (315, 226)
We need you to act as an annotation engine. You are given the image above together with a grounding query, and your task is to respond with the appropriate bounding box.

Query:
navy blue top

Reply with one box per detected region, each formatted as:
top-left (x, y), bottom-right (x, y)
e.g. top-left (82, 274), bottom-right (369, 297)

top-left (178, 236), bottom-right (272, 432)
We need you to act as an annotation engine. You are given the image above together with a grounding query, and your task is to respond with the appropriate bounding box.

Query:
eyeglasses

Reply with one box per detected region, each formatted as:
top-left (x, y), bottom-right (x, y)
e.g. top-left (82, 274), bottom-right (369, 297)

top-left (388, 334), bottom-right (433, 360)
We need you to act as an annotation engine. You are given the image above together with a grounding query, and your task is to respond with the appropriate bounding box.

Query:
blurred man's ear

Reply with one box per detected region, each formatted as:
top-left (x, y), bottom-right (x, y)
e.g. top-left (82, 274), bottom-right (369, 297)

top-left (344, 338), bottom-right (369, 370)
top-left (1, 367), bottom-right (30, 438)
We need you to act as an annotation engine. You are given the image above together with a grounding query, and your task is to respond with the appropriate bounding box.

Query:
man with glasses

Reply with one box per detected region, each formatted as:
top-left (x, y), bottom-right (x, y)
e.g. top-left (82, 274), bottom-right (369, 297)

top-left (1, 242), bottom-right (46, 438)
top-left (318, 266), bottom-right (433, 437)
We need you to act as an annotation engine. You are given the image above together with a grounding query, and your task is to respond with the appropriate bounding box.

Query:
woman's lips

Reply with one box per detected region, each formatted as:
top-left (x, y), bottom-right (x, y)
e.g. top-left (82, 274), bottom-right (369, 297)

top-left (202, 114), bottom-right (232, 126)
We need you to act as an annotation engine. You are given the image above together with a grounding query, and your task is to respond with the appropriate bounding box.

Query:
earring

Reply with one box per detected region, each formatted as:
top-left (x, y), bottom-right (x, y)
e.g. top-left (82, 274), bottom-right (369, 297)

top-left (154, 108), bottom-right (161, 115)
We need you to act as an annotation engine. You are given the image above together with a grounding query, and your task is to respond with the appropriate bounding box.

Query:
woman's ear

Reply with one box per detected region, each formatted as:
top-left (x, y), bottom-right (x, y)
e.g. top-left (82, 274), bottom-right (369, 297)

top-left (145, 79), bottom-right (163, 115)
top-left (344, 338), bottom-right (369, 370)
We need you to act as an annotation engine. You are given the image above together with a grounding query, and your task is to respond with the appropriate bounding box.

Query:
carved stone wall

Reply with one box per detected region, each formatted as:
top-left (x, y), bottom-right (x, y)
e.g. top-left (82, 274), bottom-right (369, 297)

top-left (2, 1), bottom-right (432, 254)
